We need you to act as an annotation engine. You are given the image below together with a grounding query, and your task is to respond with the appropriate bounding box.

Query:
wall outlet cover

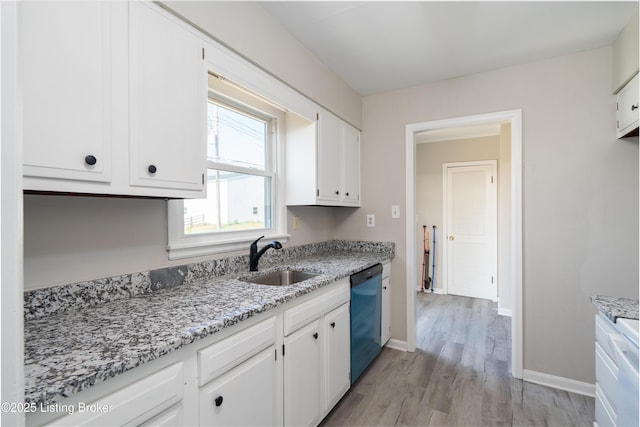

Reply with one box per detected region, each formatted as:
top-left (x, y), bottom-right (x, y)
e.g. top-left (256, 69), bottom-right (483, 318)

top-left (367, 214), bottom-right (375, 227)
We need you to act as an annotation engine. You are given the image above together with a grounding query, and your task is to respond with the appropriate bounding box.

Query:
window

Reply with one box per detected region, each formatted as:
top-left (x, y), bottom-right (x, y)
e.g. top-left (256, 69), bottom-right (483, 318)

top-left (167, 74), bottom-right (288, 259)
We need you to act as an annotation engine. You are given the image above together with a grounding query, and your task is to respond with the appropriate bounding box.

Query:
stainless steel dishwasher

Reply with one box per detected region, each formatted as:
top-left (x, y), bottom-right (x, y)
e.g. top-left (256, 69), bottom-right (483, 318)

top-left (350, 263), bottom-right (383, 384)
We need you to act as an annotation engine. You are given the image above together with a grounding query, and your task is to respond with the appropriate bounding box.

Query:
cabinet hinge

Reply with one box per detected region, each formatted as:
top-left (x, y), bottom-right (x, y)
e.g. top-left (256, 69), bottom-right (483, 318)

top-left (274, 348), bottom-right (277, 361)
top-left (491, 176), bottom-right (494, 184)
top-left (317, 189), bottom-right (319, 197)
top-left (202, 48), bottom-right (205, 60)
top-left (202, 173), bottom-right (205, 185)
top-left (491, 276), bottom-right (494, 284)
top-left (282, 344), bottom-right (285, 356)
top-left (617, 102), bottom-right (619, 111)
top-left (316, 112), bottom-right (319, 121)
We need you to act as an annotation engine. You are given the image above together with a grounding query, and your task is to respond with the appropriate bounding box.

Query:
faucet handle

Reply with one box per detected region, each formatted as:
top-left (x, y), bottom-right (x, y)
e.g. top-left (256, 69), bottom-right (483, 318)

top-left (251, 236), bottom-right (265, 247)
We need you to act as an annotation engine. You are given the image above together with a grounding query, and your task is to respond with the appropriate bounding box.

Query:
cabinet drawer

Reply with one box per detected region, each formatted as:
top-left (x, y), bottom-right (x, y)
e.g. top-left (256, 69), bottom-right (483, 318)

top-left (198, 316), bottom-right (276, 386)
top-left (595, 384), bottom-right (616, 427)
top-left (595, 342), bottom-right (618, 413)
top-left (382, 262), bottom-right (391, 279)
top-left (596, 314), bottom-right (619, 362)
top-left (199, 347), bottom-right (277, 426)
top-left (48, 363), bottom-right (184, 426)
top-left (284, 280), bottom-right (349, 336)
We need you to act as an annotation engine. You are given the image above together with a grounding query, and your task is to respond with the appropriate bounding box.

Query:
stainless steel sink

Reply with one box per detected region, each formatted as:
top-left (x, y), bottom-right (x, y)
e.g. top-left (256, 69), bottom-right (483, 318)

top-left (243, 270), bottom-right (318, 286)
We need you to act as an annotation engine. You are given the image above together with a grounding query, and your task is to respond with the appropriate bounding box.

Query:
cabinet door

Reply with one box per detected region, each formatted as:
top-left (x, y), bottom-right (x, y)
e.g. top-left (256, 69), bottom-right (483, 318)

top-left (381, 276), bottom-right (391, 345)
top-left (341, 124), bottom-right (360, 205)
top-left (316, 111), bottom-right (342, 203)
top-left (284, 320), bottom-right (321, 427)
top-left (325, 303), bottom-right (351, 409)
top-left (20, 1), bottom-right (112, 184)
top-left (200, 347), bottom-right (277, 426)
top-left (617, 74), bottom-right (639, 138)
top-left (129, 2), bottom-right (206, 196)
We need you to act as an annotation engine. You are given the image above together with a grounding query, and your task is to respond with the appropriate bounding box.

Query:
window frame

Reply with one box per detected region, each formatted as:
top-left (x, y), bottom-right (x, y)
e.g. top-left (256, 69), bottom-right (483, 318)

top-left (167, 74), bottom-right (289, 260)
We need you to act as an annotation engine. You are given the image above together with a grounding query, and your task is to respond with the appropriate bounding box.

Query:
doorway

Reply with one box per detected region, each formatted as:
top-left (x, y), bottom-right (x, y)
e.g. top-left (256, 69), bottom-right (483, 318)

top-left (443, 161), bottom-right (497, 301)
top-left (405, 110), bottom-right (523, 379)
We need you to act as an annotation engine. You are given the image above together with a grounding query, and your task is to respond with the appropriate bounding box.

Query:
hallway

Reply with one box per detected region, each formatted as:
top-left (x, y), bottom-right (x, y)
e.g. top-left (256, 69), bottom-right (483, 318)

top-left (322, 293), bottom-right (594, 426)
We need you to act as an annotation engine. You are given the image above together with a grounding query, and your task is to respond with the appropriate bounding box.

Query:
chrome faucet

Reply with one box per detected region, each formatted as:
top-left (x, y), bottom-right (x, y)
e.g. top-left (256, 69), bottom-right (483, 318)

top-left (249, 236), bottom-right (282, 271)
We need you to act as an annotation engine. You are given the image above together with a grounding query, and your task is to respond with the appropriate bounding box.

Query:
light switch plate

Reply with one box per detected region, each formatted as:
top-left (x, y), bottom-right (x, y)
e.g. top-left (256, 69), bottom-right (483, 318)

top-left (391, 205), bottom-right (400, 219)
top-left (367, 214), bottom-right (375, 227)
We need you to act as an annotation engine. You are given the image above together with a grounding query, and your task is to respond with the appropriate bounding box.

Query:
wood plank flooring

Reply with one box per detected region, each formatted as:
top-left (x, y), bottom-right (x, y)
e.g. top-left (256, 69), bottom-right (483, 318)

top-left (321, 292), bottom-right (594, 427)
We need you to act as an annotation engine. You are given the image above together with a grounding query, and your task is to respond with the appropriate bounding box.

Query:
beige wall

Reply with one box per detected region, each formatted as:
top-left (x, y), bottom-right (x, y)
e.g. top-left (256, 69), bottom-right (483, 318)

top-left (23, 195), bottom-right (337, 289)
top-left (162, 1), bottom-right (362, 128)
top-left (335, 46), bottom-right (639, 384)
top-left (416, 133), bottom-right (512, 311)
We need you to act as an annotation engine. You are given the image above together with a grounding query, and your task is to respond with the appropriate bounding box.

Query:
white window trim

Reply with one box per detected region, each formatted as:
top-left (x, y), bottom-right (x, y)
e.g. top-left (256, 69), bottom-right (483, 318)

top-left (167, 74), bottom-right (289, 261)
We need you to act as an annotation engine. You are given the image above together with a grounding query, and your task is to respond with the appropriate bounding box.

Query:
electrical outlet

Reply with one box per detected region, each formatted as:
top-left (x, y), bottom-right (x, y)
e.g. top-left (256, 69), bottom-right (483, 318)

top-left (292, 216), bottom-right (300, 230)
top-left (391, 205), bottom-right (400, 219)
top-left (367, 214), bottom-right (375, 227)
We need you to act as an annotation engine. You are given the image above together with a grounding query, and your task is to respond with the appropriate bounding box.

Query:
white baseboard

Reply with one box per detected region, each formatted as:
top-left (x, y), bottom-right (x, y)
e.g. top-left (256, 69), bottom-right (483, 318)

top-left (416, 287), bottom-right (445, 295)
top-left (523, 369), bottom-right (595, 397)
top-left (498, 307), bottom-right (512, 317)
top-left (385, 338), bottom-right (408, 352)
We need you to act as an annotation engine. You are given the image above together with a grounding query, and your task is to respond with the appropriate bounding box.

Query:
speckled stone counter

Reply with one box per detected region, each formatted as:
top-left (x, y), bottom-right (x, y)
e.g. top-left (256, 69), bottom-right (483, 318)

top-left (24, 241), bottom-right (393, 407)
top-left (591, 294), bottom-right (639, 323)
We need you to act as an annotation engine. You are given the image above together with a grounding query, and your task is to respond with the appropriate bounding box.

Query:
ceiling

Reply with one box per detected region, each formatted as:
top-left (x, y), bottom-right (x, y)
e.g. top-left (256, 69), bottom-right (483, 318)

top-left (259, 1), bottom-right (638, 96)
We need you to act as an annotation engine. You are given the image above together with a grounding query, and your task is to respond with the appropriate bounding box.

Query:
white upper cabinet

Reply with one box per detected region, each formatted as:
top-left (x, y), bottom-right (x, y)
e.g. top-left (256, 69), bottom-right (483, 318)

top-left (20, 1), bottom-right (113, 184)
top-left (616, 73), bottom-right (639, 139)
top-left (129, 2), bottom-right (206, 193)
top-left (19, 1), bottom-right (207, 198)
top-left (286, 109), bottom-right (361, 207)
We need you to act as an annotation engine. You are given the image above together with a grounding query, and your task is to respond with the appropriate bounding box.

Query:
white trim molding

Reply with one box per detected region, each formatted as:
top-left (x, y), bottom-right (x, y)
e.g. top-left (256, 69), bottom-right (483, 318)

top-left (385, 339), bottom-right (408, 352)
top-left (523, 369), bottom-right (596, 398)
top-left (498, 308), bottom-right (513, 317)
top-left (405, 109), bottom-right (523, 380)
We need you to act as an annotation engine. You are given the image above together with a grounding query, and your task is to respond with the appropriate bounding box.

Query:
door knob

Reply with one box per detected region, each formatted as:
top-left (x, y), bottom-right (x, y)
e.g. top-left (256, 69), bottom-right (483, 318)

top-left (449, 235), bottom-right (454, 241)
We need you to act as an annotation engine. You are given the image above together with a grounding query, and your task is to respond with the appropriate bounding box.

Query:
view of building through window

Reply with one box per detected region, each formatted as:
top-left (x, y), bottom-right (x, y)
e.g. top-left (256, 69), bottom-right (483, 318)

top-left (184, 101), bottom-right (272, 234)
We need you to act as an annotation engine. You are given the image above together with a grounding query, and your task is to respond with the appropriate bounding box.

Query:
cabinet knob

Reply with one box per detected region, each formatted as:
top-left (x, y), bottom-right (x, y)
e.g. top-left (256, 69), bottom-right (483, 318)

top-left (330, 322), bottom-right (336, 328)
top-left (632, 105), bottom-right (638, 111)
top-left (383, 286), bottom-right (387, 290)
top-left (345, 192), bottom-right (350, 196)
top-left (214, 396), bottom-right (223, 407)
top-left (313, 332), bottom-right (319, 340)
top-left (84, 155), bottom-right (97, 166)
top-left (335, 190), bottom-right (340, 195)
top-left (148, 164), bottom-right (157, 174)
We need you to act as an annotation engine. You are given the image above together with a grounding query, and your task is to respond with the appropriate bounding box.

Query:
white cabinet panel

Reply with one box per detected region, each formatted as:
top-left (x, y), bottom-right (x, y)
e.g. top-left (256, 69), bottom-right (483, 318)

top-left (325, 303), bottom-right (350, 409)
top-left (284, 320), bottom-right (321, 427)
top-left (381, 276), bottom-right (391, 345)
top-left (317, 111), bottom-right (342, 203)
top-left (20, 1), bottom-right (112, 184)
top-left (285, 110), bottom-right (360, 207)
top-left (616, 74), bottom-right (639, 138)
top-left (129, 1), bottom-right (206, 194)
top-left (199, 347), bottom-right (277, 426)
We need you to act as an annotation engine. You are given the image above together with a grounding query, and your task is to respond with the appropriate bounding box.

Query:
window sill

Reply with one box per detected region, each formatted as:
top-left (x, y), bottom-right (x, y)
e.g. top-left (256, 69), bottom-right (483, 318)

top-left (167, 233), bottom-right (290, 261)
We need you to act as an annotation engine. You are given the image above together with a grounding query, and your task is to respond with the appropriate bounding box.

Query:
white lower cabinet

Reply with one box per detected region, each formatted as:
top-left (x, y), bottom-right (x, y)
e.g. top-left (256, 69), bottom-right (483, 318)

top-left (283, 279), bottom-right (351, 427)
top-left (284, 320), bottom-right (322, 427)
top-left (44, 363), bottom-right (185, 426)
top-left (381, 262), bottom-right (391, 346)
top-left (199, 347), bottom-right (277, 426)
top-left (325, 303), bottom-right (351, 409)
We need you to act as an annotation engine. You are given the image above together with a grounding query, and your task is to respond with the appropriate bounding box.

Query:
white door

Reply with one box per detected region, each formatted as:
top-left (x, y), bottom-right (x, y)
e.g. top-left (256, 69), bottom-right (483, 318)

top-left (443, 161), bottom-right (497, 300)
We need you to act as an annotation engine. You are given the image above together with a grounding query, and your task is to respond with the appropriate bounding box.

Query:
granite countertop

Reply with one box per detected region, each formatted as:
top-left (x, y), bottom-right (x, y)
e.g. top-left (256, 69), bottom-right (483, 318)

top-left (24, 247), bottom-right (392, 407)
top-left (591, 294), bottom-right (639, 323)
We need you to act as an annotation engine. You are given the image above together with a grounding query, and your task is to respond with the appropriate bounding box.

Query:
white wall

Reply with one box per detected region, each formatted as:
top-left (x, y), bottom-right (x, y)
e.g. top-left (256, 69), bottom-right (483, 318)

top-left (335, 46), bottom-right (639, 384)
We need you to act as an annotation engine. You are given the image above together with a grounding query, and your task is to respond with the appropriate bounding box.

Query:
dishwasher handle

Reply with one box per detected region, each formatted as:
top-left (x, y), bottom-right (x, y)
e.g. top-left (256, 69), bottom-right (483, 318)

top-left (350, 263), bottom-right (383, 287)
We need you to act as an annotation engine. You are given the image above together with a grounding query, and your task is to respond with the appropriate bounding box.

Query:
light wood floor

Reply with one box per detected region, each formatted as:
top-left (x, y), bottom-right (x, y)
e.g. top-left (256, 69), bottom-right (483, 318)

top-left (321, 292), bottom-right (594, 427)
